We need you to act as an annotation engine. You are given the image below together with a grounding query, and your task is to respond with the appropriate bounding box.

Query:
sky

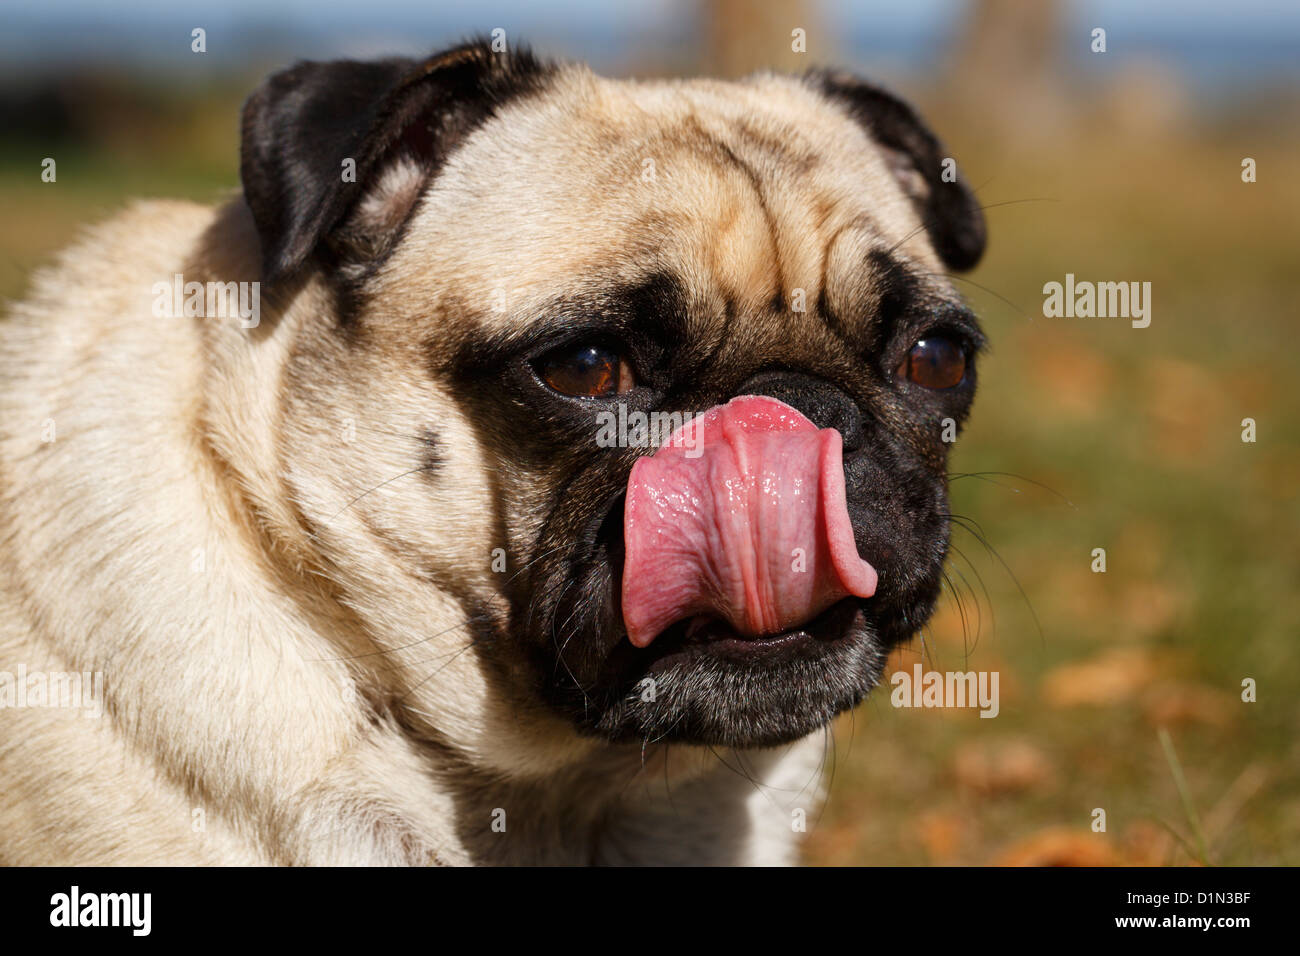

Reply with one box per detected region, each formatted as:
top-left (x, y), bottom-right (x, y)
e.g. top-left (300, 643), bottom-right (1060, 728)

top-left (9, 0), bottom-right (1300, 28)
top-left (3, 0), bottom-right (1298, 87)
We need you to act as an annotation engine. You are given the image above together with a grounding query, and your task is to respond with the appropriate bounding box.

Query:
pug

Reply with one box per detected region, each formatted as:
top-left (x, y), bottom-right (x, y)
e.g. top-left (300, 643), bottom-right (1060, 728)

top-left (0, 39), bottom-right (985, 865)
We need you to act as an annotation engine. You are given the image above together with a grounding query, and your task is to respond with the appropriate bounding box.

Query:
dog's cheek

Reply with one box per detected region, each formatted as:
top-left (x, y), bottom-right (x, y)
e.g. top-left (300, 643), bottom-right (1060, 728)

top-left (281, 355), bottom-right (602, 776)
top-left (283, 346), bottom-right (489, 577)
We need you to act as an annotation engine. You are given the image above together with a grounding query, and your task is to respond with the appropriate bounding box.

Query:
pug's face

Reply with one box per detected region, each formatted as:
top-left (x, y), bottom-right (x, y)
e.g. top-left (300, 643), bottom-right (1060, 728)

top-left (240, 42), bottom-right (985, 759)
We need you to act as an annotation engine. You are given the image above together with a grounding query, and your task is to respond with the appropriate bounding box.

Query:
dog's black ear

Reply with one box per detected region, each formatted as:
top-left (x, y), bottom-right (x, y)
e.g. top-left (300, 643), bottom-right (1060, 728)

top-left (240, 40), bottom-right (549, 287)
top-left (810, 71), bottom-right (986, 271)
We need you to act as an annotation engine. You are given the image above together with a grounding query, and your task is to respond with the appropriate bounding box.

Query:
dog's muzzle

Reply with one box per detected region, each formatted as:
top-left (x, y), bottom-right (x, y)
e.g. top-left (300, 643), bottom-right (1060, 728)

top-left (621, 394), bottom-right (878, 646)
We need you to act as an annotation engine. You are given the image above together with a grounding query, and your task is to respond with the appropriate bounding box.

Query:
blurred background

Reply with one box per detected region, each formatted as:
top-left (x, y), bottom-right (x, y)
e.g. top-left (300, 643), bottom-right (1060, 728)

top-left (2, 0), bottom-right (1297, 865)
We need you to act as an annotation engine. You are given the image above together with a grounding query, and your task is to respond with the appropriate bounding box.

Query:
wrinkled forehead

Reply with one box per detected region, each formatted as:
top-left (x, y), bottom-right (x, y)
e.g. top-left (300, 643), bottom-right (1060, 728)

top-left (376, 68), bottom-right (947, 330)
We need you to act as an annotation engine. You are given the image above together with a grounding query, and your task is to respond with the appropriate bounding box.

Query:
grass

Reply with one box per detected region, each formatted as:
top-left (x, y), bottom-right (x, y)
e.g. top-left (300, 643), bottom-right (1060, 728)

top-left (807, 120), bottom-right (1300, 866)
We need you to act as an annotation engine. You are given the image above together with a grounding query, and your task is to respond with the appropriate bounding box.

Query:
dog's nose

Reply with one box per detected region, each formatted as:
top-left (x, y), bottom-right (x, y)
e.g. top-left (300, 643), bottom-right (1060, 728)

top-left (734, 370), bottom-right (865, 453)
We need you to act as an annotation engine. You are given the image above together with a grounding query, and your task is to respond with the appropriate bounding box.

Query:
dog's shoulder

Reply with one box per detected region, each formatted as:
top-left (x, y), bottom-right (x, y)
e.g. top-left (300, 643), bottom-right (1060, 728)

top-left (1, 198), bottom-right (221, 404)
top-left (8, 198), bottom-right (217, 313)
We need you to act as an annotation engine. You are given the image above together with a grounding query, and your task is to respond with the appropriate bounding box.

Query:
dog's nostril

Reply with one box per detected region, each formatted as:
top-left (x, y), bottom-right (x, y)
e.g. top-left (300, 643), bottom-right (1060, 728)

top-left (822, 403), bottom-right (865, 454)
top-left (734, 370), bottom-right (865, 453)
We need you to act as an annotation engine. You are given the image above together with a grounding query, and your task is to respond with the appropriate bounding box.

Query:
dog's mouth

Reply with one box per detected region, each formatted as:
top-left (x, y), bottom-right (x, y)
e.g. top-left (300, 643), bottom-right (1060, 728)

top-left (631, 597), bottom-right (867, 665)
top-left (620, 395), bottom-right (877, 648)
top-left (540, 396), bottom-right (896, 746)
top-left (530, 394), bottom-right (939, 747)
top-left (570, 581), bottom-right (885, 746)
top-left (573, 481), bottom-right (868, 668)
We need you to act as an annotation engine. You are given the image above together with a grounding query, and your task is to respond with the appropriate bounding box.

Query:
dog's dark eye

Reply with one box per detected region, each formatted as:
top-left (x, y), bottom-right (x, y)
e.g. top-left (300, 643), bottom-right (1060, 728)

top-left (537, 344), bottom-right (636, 398)
top-left (898, 337), bottom-right (967, 389)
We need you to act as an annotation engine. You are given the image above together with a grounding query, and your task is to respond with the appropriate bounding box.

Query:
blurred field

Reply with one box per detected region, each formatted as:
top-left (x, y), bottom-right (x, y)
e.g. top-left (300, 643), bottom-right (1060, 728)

top-left (2, 64), bottom-right (1297, 866)
top-left (806, 116), bottom-right (1300, 865)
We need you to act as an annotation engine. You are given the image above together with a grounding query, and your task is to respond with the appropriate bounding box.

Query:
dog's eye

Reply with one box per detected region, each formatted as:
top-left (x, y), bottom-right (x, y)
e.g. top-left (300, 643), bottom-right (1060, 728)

top-left (537, 344), bottom-right (636, 398)
top-left (898, 337), bottom-right (967, 389)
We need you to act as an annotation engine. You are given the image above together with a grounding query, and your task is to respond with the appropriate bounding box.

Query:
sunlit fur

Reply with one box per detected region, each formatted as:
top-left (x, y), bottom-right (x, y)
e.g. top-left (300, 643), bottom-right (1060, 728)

top-left (0, 46), bottom-right (981, 864)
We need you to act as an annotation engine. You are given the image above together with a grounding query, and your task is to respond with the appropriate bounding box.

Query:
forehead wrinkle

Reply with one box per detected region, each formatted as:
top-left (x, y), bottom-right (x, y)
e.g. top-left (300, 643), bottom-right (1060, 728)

top-left (719, 121), bottom-right (837, 303)
top-left (712, 140), bottom-right (787, 314)
top-left (816, 218), bottom-right (871, 350)
top-left (823, 221), bottom-right (945, 354)
top-left (619, 123), bottom-right (855, 364)
top-left (653, 110), bottom-right (868, 365)
top-left (638, 119), bottom-right (780, 330)
top-left (677, 105), bottom-right (859, 329)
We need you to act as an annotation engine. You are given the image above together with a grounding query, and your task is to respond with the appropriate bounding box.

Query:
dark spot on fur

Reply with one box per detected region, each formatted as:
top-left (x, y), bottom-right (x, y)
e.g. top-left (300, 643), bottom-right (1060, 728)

top-left (419, 427), bottom-right (444, 476)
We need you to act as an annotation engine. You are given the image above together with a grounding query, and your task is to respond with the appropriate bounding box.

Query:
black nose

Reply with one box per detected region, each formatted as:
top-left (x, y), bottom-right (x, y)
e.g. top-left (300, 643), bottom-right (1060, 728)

top-left (735, 370), bottom-right (864, 453)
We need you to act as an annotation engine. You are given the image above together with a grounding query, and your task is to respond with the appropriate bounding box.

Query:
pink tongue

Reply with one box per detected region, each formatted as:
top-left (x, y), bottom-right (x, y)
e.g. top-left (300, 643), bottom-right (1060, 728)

top-left (622, 395), bottom-right (877, 648)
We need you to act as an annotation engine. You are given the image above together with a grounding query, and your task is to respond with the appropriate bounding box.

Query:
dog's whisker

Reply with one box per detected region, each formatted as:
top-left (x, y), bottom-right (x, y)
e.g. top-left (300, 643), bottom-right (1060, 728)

top-left (706, 746), bottom-right (787, 815)
top-left (946, 514), bottom-right (1045, 645)
top-left (884, 195), bottom-right (1057, 262)
top-left (942, 537), bottom-right (994, 658)
top-left (503, 545), bottom-right (568, 589)
top-left (948, 544), bottom-right (992, 656)
top-left (921, 270), bottom-right (1033, 322)
top-left (320, 466), bottom-right (433, 526)
top-left (548, 580), bottom-right (593, 704)
top-left (644, 710), bottom-right (688, 747)
top-left (916, 628), bottom-right (937, 672)
top-left (811, 722), bottom-right (836, 830)
top-left (939, 567), bottom-right (975, 658)
top-left (305, 615), bottom-right (491, 663)
top-left (396, 638), bottom-right (481, 705)
top-left (948, 470), bottom-right (1076, 508)
top-left (659, 739), bottom-right (681, 818)
top-left (366, 640), bottom-right (490, 674)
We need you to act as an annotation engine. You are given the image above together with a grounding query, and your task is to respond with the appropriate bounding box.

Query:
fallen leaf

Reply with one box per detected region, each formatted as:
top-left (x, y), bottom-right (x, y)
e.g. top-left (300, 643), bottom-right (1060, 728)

top-left (1142, 681), bottom-right (1236, 728)
top-left (916, 810), bottom-right (967, 863)
top-left (1121, 820), bottom-right (1175, 866)
top-left (1023, 332), bottom-right (1115, 420)
top-left (952, 738), bottom-right (1054, 795)
top-left (993, 827), bottom-right (1123, 866)
top-left (1041, 647), bottom-right (1164, 707)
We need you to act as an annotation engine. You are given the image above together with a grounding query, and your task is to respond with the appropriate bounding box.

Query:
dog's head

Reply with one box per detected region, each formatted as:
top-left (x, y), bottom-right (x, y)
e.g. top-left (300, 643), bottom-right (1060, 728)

top-left (234, 40), bottom-right (985, 766)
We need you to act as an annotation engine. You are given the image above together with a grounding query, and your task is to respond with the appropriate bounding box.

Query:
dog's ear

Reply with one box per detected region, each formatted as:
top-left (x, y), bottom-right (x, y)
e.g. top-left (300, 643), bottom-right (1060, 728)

top-left (810, 71), bottom-right (986, 271)
top-left (240, 39), bottom-right (549, 287)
